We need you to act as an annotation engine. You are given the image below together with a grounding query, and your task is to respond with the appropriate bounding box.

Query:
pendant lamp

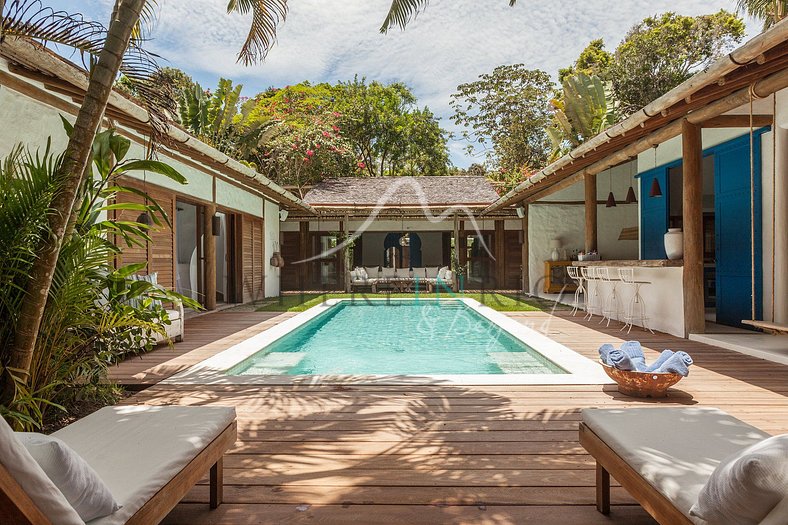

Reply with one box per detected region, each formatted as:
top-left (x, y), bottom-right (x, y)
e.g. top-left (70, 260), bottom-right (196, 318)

top-left (605, 169), bottom-right (616, 208)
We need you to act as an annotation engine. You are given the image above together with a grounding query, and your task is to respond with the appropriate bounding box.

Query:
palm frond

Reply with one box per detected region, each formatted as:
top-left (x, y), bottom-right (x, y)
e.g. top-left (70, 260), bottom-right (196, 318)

top-left (379, 0), bottom-right (517, 32)
top-left (227, 0), bottom-right (288, 65)
top-left (1, 0), bottom-right (175, 144)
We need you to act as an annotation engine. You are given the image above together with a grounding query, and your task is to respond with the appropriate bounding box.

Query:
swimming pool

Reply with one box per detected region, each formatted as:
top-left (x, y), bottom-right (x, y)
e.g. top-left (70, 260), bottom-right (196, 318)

top-left (228, 300), bottom-right (565, 376)
top-left (167, 298), bottom-right (608, 385)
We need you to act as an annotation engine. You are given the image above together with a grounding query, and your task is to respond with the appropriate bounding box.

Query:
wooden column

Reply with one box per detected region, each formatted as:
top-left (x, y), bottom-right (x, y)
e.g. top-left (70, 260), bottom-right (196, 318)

top-left (204, 204), bottom-right (217, 310)
top-left (339, 215), bottom-right (348, 292)
top-left (521, 205), bottom-right (530, 294)
top-left (453, 214), bottom-right (460, 292)
top-left (682, 119), bottom-right (705, 336)
top-left (584, 174), bottom-right (598, 252)
top-left (299, 220), bottom-right (309, 291)
top-left (494, 220), bottom-right (505, 289)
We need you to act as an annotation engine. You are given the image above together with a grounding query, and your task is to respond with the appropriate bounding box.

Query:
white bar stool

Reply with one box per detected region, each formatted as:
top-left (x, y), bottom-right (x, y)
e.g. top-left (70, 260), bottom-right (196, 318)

top-left (582, 266), bottom-right (603, 321)
top-left (619, 267), bottom-right (654, 333)
top-left (598, 267), bottom-right (622, 327)
top-left (566, 265), bottom-right (585, 316)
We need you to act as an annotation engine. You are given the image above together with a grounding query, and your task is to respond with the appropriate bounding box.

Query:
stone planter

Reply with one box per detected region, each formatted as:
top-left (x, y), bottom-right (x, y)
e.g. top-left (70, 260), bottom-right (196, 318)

top-left (664, 228), bottom-right (684, 260)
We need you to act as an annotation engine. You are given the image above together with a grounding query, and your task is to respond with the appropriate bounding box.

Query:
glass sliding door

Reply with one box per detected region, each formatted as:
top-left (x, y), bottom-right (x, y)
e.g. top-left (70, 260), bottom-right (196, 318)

top-left (176, 200), bottom-right (203, 305)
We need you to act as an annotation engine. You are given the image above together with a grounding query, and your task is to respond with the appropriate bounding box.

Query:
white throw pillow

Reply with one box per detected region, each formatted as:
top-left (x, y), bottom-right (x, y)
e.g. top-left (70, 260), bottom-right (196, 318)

top-left (18, 432), bottom-right (120, 521)
top-left (381, 267), bottom-right (395, 278)
top-left (349, 269), bottom-right (359, 281)
top-left (426, 266), bottom-right (440, 279)
top-left (0, 417), bottom-right (83, 525)
top-left (437, 266), bottom-right (449, 280)
top-left (690, 434), bottom-right (788, 525)
top-left (358, 267), bottom-right (368, 280)
top-left (364, 266), bottom-right (379, 279)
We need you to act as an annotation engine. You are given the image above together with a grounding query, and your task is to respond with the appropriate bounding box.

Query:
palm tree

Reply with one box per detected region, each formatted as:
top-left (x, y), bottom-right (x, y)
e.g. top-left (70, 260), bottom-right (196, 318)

top-left (1, 0), bottom-right (519, 399)
top-left (736, 0), bottom-right (787, 29)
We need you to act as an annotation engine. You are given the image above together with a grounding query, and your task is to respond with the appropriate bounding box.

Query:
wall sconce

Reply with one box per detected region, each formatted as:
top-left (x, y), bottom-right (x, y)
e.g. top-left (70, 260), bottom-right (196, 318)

top-left (516, 206), bottom-right (526, 218)
top-left (279, 209), bottom-right (289, 222)
top-left (211, 214), bottom-right (221, 236)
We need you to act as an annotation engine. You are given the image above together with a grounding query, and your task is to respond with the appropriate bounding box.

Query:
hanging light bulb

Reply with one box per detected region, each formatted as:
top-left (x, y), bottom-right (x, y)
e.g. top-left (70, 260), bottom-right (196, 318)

top-left (625, 158), bottom-right (637, 204)
top-left (605, 169), bottom-right (616, 208)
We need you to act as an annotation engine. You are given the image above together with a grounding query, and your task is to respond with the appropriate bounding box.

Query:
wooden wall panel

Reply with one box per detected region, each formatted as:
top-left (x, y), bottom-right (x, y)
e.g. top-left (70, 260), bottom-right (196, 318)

top-left (113, 185), bottom-right (176, 290)
top-left (280, 232), bottom-right (301, 291)
top-left (504, 230), bottom-right (522, 290)
top-left (241, 215), bottom-right (264, 302)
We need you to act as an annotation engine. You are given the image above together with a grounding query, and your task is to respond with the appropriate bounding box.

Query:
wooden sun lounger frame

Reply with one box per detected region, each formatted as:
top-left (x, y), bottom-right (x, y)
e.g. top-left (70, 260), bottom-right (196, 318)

top-left (0, 419), bottom-right (237, 525)
top-left (579, 422), bottom-right (693, 525)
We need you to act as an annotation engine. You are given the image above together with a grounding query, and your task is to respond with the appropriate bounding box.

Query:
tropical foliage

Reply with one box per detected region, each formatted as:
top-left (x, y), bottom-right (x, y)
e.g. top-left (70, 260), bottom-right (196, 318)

top-left (609, 11), bottom-right (745, 113)
top-left (450, 65), bottom-right (554, 174)
top-left (547, 73), bottom-right (621, 159)
top-left (736, 0), bottom-right (787, 29)
top-left (0, 125), bottom-right (197, 430)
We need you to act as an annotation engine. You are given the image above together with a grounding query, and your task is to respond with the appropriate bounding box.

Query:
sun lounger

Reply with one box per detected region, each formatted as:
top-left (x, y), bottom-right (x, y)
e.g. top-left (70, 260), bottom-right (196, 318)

top-left (580, 407), bottom-right (786, 525)
top-left (1, 405), bottom-right (236, 525)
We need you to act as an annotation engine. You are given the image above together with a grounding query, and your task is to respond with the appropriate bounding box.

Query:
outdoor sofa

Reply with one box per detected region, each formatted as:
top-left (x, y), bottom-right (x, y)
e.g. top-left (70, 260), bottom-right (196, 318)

top-left (349, 266), bottom-right (454, 292)
top-left (580, 407), bottom-right (788, 525)
top-left (0, 404), bottom-right (236, 525)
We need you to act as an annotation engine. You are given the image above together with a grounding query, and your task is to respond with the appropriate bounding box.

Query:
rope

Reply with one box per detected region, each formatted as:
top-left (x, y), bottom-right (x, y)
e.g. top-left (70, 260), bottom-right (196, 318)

top-left (772, 94), bottom-right (777, 321)
top-left (749, 91), bottom-right (756, 321)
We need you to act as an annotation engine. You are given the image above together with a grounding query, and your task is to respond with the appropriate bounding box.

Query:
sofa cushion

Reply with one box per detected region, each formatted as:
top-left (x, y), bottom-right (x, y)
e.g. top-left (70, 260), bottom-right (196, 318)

top-left (690, 434), bottom-right (788, 525)
top-left (381, 267), bottom-right (396, 279)
top-left (53, 405), bottom-right (236, 525)
top-left (0, 414), bottom-right (83, 525)
top-left (582, 407), bottom-right (770, 518)
top-left (364, 267), bottom-right (379, 279)
top-left (437, 266), bottom-right (449, 280)
top-left (17, 432), bottom-right (119, 521)
top-left (425, 266), bottom-right (440, 279)
top-left (358, 267), bottom-right (368, 280)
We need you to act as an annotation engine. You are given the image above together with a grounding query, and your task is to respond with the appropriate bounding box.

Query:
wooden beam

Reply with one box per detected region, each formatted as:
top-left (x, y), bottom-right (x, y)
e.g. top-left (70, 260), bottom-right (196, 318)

top-left (521, 206), bottom-right (530, 294)
top-left (204, 204), bottom-right (217, 310)
top-left (584, 174), bottom-right (598, 253)
top-left (682, 119), bottom-right (705, 336)
top-left (701, 114), bottom-right (772, 128)
top-left (340, 215), bottom-right (348, 292)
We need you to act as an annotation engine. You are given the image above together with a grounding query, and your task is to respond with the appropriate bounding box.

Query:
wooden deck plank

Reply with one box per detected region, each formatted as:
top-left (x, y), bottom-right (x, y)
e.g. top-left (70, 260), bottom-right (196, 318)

top-left (108, 309), bottom-right (788, 525)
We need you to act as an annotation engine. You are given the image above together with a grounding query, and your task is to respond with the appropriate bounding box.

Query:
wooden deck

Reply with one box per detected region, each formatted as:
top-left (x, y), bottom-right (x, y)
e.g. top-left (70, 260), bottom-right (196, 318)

top-left (111, 309), bottom-right (788, 524)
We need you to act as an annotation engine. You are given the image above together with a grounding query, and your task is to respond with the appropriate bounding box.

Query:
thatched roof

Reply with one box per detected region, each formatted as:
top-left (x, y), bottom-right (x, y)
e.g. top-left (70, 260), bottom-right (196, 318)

top-left (303, 176), bottom-right (500, 208)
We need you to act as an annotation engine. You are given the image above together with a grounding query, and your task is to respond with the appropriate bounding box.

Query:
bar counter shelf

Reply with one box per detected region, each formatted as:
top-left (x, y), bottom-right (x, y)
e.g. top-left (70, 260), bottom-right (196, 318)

top-left (572, 260), bottom-right (683, 268)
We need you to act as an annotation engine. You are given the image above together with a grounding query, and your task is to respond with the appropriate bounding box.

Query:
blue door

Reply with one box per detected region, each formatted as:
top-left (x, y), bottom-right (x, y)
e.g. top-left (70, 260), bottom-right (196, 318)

top-left (714, 132), bottom-right (764, 327)
top-left (640, 167), bottom-right (669, 259)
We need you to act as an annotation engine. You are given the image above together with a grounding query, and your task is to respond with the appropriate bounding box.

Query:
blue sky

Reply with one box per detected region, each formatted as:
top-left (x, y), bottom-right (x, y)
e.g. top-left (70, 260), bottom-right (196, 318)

top-left (54, 1), bottom-right (759, 167)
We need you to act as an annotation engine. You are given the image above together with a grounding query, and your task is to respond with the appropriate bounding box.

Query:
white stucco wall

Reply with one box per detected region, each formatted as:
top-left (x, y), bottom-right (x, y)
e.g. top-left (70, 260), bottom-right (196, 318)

top-left (217, 178), bottom-right (264, 218)
top-left (264, 199), bottom-right (280, 297)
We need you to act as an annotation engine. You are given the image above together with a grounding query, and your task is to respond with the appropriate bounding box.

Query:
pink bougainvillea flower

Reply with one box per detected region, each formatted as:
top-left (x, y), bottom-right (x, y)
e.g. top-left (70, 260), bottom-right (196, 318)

top-left (306, 149), bottom-right (315, 157)
top-left (357, 161), bottom-right (366, 169)
top-left (303, 157), bottom-right (310, 163)
top-left (291, 144), bottom-right (298, 150)
top-left (322, 131), bottom-right (331, 138)
top-left (332, 111), bottom-right (341, 117)
top-left (315, 144), bottom-right (321, 149)
top-left (332, 125), bottom-right (340, 132)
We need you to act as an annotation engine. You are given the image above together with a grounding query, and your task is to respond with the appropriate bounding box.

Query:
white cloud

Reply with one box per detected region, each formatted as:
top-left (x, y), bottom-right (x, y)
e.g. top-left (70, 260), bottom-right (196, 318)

top-left (60, 0), bottom-right (760, 167)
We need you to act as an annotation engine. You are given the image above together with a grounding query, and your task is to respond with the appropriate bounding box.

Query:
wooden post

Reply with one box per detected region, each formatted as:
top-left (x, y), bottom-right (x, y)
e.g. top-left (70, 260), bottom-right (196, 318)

top-left (299, 220), bottom-right (309, 291)
top-left (682, 119), bottom-right (705, 336)
top-left (453, 214), bottom-right (460, 292)
top-left (494, 220), bottom-right (505, 289)
top-left (339, 215), bottom-right (347, 292)
top-left (521, 205), bottom-right (530, 294)
top-left (585, 174), bottom-right (598, 252)
top-left (204, 204), bottom-right (217, 310)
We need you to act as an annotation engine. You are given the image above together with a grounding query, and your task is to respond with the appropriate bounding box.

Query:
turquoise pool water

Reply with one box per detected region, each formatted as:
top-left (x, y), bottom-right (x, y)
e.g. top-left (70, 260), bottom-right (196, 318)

top-left (228, 300), bottom-right (566, 376)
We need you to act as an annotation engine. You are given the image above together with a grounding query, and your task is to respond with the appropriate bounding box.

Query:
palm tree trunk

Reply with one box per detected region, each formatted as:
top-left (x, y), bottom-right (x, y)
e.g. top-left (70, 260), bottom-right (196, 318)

top-left (4, 0), bottom-right (147, 396)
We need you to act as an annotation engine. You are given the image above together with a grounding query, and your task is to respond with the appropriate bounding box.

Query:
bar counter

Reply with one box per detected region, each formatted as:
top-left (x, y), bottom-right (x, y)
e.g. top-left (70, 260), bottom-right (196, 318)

top-left (572, 259), bottom-right (683, 268)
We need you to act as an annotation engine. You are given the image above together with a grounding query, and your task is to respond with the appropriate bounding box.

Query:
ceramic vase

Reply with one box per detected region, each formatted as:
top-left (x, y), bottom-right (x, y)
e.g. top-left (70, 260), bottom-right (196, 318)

top-left (551, 248), bottom-right (560, 261)
top-left (664, 228), bottom-right (684, 260)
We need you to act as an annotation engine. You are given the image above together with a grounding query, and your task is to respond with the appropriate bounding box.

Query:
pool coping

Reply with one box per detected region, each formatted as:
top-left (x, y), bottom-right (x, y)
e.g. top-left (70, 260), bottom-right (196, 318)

top-left (164, 298), bottom-right (612, 386)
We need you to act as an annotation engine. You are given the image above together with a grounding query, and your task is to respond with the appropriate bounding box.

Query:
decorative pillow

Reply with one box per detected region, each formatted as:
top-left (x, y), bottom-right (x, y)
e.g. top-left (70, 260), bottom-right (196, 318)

top-left (358, 267), bottom-right (369, 280)
top-left (349, 269), bottom-right (359, 281)
top-left (690, 434), bottom-right (788, 525)
top-left (364, 266), bottom-right (379, 279)
top-left (381, 267), bottom-right (396, 278)
top-left (437, 266), bottom-right (449, 280)
top-left (425, 266), bottom-right (440, 279)
top-left (18, 432), bottom-right (120, 521)
top-left (0, 417), bottom-right (83, 525)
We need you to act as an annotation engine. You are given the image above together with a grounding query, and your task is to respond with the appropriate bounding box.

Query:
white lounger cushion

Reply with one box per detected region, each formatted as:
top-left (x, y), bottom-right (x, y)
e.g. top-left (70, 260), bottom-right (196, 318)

top-left (0, 415), bottom-right (83, 525)
top-left (582, 407), bottom-right (770, 521)
top-left (690, 434), bottom-right (788, 525)
top-left (53, 405), bottom-right (236, 525)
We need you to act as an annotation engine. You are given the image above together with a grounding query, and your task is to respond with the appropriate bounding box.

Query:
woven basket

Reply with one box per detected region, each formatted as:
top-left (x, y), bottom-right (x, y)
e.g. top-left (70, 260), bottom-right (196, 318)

top-left (600, 361), bottom-right (683, 398)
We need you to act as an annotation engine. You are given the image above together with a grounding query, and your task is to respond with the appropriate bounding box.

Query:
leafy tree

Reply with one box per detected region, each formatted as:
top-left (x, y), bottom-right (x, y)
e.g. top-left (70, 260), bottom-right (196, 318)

top-left (179, 78), bottom-right (245, 155)
top-left (333, 78), bottom-right (449, 177)
top-left (558, 39), bottom-right (613, 83)
top-left (450, 64), bottom-right (554, 173)
top-left (610, 11), bottom-right (746, 113)
top-left (116, 67), bottom-right (196, 123)
top-left (736, 0), bottom-right (787, 29)
top-left (548, 73), bottom-right (621, 159)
